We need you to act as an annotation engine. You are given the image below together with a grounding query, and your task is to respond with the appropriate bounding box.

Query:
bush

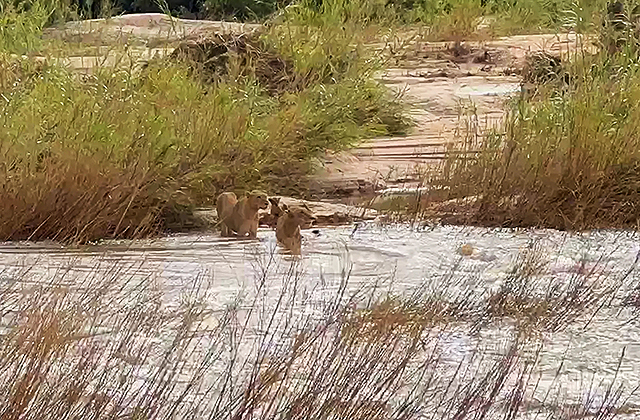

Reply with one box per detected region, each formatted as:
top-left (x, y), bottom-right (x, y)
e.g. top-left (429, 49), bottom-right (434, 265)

top-left (202, 0), bottom-right (282, 20)
top-left (439, 47), bottom-right (640, 230)
top-left (390, 0), bottom-right (610, 37)
top-left (0, 0), bottom-right (409, 242)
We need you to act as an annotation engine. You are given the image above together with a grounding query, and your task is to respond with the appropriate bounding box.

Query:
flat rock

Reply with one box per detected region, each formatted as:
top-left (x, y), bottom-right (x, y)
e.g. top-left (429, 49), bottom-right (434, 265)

top-left (44, 13), bottom-right (261, 44)
top-left (192, 196), bottom-right (377, 231)
top-left (270, 196), bottom-right (377, 225)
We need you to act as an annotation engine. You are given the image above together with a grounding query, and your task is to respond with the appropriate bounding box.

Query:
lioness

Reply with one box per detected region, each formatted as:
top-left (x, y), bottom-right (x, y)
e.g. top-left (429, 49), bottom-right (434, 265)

top-left (216, 190), bottom-right (269, 238)
top-left (276, 203), bottom-right (317, 255)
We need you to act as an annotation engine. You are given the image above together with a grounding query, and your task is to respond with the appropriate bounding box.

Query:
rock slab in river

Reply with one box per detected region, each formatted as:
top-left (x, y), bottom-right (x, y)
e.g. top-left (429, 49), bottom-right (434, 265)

top-left (193, 197), bottom-right (377, 230)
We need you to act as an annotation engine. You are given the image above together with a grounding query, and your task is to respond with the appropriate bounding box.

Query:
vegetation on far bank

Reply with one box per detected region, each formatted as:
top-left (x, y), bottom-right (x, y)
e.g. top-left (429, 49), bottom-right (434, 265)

top-left (351, 0), bottom-right (640, 233)
top-left (9, 0), bottom-right (613, 37)
top-left (431, 7), bottom-right (640, 230)
top-left (0, 0), bottom-right (412, 243)
top-left (4, 0), bottom-right (640, 243)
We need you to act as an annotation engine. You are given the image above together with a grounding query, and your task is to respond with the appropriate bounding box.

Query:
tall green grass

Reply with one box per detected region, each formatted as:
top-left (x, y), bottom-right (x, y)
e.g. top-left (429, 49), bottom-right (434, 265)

top-left (0, 1), bottom-right (53, 53)
top-left (481, 0), bottom-right (609, 35)
top-left (2, 0), bottom-right (609, 38)
top-left (323, 0), bottom-right (612, 39)
top-left (439, 39), bottom-right (640, 230)
top-left (0, 0), bottom-right (409, 243)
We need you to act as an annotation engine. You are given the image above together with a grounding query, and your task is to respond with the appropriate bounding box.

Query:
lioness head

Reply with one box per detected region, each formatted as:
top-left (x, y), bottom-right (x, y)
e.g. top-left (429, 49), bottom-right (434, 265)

top-left (247, 190), bottom-right (270, 211)
top-left (284, 203), bottom-right (316, 228)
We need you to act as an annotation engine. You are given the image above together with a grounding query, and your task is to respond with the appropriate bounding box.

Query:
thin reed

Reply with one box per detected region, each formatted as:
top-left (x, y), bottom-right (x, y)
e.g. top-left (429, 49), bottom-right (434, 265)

top-left (0, 243), bottom-right (637, 418)
top-left (437, 32), bottom-right (640, 230)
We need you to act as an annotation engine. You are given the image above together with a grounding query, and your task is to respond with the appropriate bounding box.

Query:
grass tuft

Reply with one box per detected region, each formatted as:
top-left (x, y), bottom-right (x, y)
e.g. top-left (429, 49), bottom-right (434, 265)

top-left (0, 246), bottom-right (636, 418)
top-left (0, 1), bottom-right (410, 243)
top-left (436, 33), bottom-right (640, 230)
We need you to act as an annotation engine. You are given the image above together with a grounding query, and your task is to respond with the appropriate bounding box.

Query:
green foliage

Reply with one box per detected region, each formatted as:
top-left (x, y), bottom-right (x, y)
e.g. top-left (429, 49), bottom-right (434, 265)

top-left (203, 0), bottom-right (282, 20)
top-left (0, 0), bottom-right (409, 241)
top-left (0, 0), bottom-right (618, 40)
top-left (482, 0), bottom-right (608, 34)
top-left (0, 1), bottom-right (55, 53)
top-left (443, 48), bottom-right (640, 229)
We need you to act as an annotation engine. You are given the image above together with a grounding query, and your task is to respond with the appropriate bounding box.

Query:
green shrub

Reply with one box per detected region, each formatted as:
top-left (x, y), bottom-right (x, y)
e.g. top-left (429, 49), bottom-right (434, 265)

top-left (0, 0), bottom-right (410, 242)
top-left (203, 0), bottom-right (282, 20)
top-left (441, 49), bottom-right (640, 230)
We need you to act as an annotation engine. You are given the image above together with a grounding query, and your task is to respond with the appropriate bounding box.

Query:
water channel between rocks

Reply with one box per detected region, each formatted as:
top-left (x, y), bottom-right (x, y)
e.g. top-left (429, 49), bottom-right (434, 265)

top-left (1, 224), bottom-right (640, 417)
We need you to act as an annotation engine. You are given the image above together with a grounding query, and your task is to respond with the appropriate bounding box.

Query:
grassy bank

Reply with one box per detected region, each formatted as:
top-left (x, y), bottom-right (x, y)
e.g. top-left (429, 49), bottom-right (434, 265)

top-left (38, 0), bottom-right (611, 38)
top-left (435, 22), bottom-right (640, 230)
top-left (0, 0), bottom-right (410, 243)
top-left (0, 245), bottom-right (637, 418)
top-left (2, 0), bottom-right (628, 243)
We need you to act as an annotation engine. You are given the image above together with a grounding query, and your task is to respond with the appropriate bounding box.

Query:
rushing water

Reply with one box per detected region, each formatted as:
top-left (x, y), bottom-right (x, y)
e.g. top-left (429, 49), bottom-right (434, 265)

top-left (1, 224), bottom-right (640, 418)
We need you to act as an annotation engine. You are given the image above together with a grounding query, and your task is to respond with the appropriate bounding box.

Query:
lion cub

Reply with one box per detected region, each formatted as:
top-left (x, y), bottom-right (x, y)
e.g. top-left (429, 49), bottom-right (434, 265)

top-left (216, 190), bottom-right (269, 238)
top-left (261, 197), bottom-right (285, 228)
top-left (276, 203), bottom-right (316, 255)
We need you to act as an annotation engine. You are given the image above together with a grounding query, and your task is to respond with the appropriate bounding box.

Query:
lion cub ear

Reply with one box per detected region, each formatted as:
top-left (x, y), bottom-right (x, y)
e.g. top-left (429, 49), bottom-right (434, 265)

top-left (269, 197), bottom-right (280, 206)
top-left (281, 203), bottom-right (289, 212)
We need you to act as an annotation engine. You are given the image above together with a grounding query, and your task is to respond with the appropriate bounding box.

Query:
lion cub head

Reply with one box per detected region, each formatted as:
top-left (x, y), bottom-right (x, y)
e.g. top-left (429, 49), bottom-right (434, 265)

top-left (276, 203), bottom-right (317, 255)
top-left (246, 190), bottom-right (269, 211)
top-left (286, 203), bottom-right (316, 228)
top-left (269, 197), bottom-right (284, 217)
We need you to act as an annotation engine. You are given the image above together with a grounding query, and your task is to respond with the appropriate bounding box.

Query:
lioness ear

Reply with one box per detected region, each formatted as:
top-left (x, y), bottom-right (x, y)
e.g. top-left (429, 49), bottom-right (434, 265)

top-left (281, 203), bottom-right (289, 211)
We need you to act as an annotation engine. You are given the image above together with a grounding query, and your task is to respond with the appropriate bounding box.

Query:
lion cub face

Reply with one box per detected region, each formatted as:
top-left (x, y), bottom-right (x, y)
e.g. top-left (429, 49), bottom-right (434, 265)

top-left (287, 205), bottom-right (316, 228)
top-left (276, 204), bottom-right (317, 255)
top-left (246, 190), bottom-right (269, 211)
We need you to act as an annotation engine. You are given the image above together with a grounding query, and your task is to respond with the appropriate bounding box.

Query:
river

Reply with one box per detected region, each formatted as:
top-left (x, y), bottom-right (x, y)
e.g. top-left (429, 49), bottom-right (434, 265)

top-left (1, 224), bottom-right (639, 418)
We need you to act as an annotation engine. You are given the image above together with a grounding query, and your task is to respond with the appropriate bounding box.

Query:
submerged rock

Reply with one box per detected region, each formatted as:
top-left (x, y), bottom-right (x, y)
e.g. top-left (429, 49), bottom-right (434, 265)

top-left (458, 244), bottom-right (474, 256)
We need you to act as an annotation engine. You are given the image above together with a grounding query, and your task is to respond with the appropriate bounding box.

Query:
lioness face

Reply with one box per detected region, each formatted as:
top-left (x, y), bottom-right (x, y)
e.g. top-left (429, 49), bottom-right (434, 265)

top-left (290, 206), bottom-right (316, 228)
top-left (248, 190), bottom-right (270, 210)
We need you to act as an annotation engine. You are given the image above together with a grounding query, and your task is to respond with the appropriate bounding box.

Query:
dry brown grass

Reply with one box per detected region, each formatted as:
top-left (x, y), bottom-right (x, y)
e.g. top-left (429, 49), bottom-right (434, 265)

top-left (0, 264), bottom-right (211, 419)
top-left (422, 40), bottom-right (640, 230)
top-left (0, 48), bottom-right (407, 243)
top-left (481, 243), bottom-right (627, 335)
top-left (1, 160), bottom-right (165, 242)
top-left (166, 32), bottom-right (307, 96)
top-left (0, 1), bottom-right (410, 244)
top-left (0, 245), bottom-right (637, 418)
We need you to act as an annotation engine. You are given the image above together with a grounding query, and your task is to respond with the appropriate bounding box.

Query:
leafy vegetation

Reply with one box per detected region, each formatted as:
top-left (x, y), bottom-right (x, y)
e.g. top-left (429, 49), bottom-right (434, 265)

top-left (435, 14), bottom-right (640, 230)
top-left (0, 0), bottom-right (409, 242)
top-left (5, 0), bottom-right (640, 239)
top-left (2, 0), bottom-right (614, 35)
